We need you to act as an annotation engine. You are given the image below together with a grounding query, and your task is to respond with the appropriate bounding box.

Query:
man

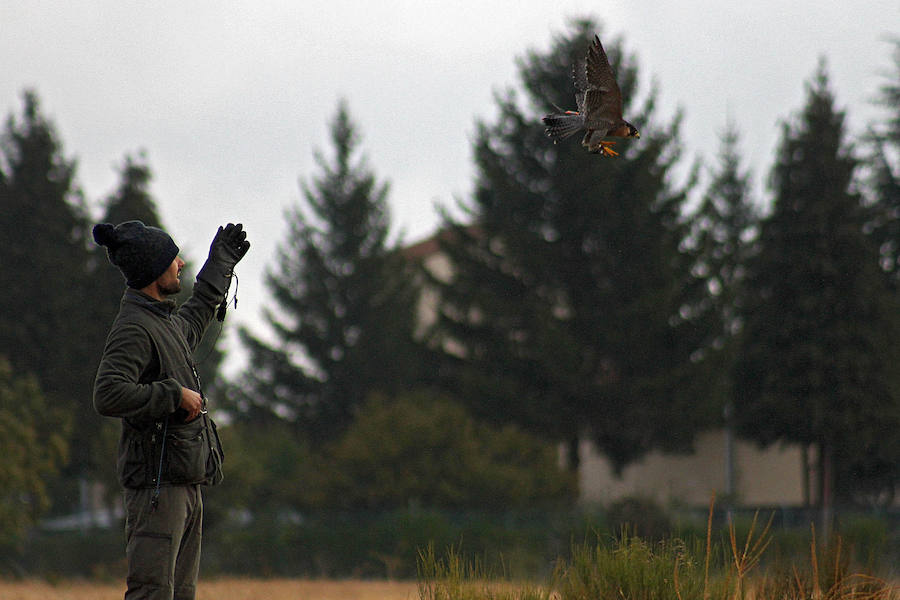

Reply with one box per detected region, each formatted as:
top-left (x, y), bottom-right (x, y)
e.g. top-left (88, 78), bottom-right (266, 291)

top-left (92, 220), bottom-right (249, 600)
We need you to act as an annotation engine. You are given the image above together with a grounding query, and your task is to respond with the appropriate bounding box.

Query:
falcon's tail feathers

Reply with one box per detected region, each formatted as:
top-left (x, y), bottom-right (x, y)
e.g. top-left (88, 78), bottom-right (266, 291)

top-left (542, 112), bottom-right (583, 141)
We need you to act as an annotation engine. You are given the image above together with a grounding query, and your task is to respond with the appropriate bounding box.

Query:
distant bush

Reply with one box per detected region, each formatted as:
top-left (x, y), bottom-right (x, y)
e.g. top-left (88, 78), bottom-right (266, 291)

top-left (3, 528), bottom-right (123, 580)
top-left (326, 391), bottom-right (578, 511)
top-left (207, 391), bottom-right (577, 519)
top-left (836, 514), bottom-right (890, 568)
top-left (605, 496), bottom-right (673, 541)
top-left (202, 508), bottom-right (587, 579)
top-left (0, 358), bottom-right (69, 548)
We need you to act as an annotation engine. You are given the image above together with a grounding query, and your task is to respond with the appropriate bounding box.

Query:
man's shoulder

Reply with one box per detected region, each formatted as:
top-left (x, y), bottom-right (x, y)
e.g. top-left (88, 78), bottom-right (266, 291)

top-left (107, 300), bottom-right (164, 341)
top-left (104, 314), bottom-right (153, 348)
top-left (112, 304), bottom-right (154, 328)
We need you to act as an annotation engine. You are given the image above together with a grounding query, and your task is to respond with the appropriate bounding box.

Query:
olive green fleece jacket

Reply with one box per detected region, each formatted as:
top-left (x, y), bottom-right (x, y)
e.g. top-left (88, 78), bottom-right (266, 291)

top-left (93, 277), bottom-right (222, 488)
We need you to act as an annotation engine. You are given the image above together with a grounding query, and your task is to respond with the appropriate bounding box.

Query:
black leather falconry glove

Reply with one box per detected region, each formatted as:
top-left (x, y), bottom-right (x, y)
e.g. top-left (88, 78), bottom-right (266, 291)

top-left (197, 223), bottom-right (250, 296)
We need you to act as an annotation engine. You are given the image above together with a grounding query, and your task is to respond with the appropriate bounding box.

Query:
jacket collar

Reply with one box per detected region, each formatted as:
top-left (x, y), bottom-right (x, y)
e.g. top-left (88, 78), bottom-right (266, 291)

top-left (123, 288), bottom-right (177, 318)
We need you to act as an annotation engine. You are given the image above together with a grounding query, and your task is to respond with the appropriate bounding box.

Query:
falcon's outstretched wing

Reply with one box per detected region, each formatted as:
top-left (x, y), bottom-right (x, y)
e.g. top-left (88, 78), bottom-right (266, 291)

top-left (582, 36), bottom-right (623, 128)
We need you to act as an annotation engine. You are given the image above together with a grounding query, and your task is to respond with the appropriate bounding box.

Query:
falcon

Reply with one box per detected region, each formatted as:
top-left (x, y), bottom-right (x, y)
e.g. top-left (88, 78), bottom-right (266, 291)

top-left (542, 35), bottom-right (640, 156)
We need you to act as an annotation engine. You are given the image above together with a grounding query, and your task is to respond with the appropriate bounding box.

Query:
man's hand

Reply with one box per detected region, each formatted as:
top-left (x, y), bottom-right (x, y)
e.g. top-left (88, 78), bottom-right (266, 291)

top-left (208, 223), bottom-right (250, 270)
top-left (197, 223), bottom-right (250, 295)
top-left (179, 387), bottom-right (204, 422)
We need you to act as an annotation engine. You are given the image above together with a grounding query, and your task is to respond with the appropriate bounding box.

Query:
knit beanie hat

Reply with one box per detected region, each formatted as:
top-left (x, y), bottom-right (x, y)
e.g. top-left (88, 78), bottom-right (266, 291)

top-left (92, 220), bottom-right (180, 289)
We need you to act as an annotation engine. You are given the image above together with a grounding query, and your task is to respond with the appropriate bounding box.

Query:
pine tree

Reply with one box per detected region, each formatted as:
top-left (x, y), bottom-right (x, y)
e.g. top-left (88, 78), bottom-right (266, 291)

top-left (235, 100), bottom-right (426, 439)
top-left (429, 20), bottom-right (707, 472)
top-left (688, 123), bottom-right (758, 365)
top-left (0, 91), bottom-right (95, 511)
top-left (683, 124), bottom-right (759, 500)
top-left (734, 62), bottom-right (900, 515)
top-left (0, 91), bottom-right (91, 398)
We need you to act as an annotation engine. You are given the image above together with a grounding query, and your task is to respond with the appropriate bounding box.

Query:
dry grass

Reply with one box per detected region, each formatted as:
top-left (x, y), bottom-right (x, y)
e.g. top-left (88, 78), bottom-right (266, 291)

top-left (0, 578), bottom-right (418, 600)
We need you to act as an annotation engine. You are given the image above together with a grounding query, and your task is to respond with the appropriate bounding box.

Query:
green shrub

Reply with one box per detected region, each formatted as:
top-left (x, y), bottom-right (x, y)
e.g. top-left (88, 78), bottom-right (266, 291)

top-left (836, 514), bottom-right (890, 568)
top-left (605, 496), bottom-right (673, 541)
top-left (328, 392), bottom-right (577, 510)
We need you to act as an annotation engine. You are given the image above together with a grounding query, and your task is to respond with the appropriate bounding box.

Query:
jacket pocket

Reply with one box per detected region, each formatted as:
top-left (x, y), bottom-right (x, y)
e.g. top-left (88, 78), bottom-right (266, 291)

top-left (164, 421), bottom-right (209, 484)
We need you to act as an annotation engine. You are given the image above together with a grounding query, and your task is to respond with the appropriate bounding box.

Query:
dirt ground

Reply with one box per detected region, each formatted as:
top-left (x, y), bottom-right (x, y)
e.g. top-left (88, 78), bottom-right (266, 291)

top-left (0, 578), bottom-right (420, 600)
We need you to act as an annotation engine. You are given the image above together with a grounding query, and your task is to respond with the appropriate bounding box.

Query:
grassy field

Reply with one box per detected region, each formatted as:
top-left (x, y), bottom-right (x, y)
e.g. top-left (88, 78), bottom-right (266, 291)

top-left (414, 499), bottom-right (900, 600)
top-left (5, 500), bottom-right (896, 600)
top-left (0, 578), bottom-right (419, 600)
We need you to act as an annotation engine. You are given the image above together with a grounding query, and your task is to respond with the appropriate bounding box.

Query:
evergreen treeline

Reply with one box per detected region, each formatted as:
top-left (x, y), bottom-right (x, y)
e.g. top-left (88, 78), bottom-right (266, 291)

top-left (1, 19), bottom-right (898, 547)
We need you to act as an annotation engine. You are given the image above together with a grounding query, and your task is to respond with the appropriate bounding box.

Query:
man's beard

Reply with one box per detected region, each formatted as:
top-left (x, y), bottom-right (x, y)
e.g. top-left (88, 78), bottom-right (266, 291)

top-left (159, 280), bottom-right (182, 297)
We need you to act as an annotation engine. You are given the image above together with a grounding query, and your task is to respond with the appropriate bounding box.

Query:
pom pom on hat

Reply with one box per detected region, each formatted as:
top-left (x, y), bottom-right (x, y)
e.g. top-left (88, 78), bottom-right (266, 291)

top-left (92, 223), bottom-right (119, 249)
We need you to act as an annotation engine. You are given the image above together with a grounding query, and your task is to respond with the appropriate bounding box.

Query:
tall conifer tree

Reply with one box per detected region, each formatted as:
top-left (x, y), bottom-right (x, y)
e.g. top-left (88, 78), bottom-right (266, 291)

top-left (236, 101), bottom-right (426, 439)
top-left (734, 63), bottom-right (900, 514)
top-left (430, 20), bottom-right (706, 472)
top-left (0, 91), bottom-right (90, 398)
top-left (0, 91), bottom-right (95, 508)
top-left (688, 123), bottom-right (758, 367)
top-left (683, 123), bottom-right (759, 503)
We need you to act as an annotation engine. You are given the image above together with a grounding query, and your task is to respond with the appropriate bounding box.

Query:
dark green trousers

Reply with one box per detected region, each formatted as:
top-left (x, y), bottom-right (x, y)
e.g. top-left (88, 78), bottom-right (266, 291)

top-left (123, 485), bottom-right (202, 600)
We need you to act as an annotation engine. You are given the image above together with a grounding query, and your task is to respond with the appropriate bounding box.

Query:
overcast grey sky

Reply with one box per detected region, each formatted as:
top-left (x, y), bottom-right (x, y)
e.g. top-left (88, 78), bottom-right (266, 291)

top-left (2, 1), bottom-right (897, 372)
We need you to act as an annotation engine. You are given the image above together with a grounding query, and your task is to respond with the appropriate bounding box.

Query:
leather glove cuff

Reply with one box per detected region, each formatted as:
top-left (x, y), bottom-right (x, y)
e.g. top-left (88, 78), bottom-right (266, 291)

top-left (196, 258), bottom-right (234, 297)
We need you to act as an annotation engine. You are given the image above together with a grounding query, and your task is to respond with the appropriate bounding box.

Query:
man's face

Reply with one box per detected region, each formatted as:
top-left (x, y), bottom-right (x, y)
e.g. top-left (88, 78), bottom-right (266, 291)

top-left (157, 256), bottom-right (185, 297)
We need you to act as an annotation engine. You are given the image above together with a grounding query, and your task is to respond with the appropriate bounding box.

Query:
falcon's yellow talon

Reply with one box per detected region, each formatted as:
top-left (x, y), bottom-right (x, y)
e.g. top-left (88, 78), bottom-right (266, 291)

top-left (600, 141), bottom-right (618, 156)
